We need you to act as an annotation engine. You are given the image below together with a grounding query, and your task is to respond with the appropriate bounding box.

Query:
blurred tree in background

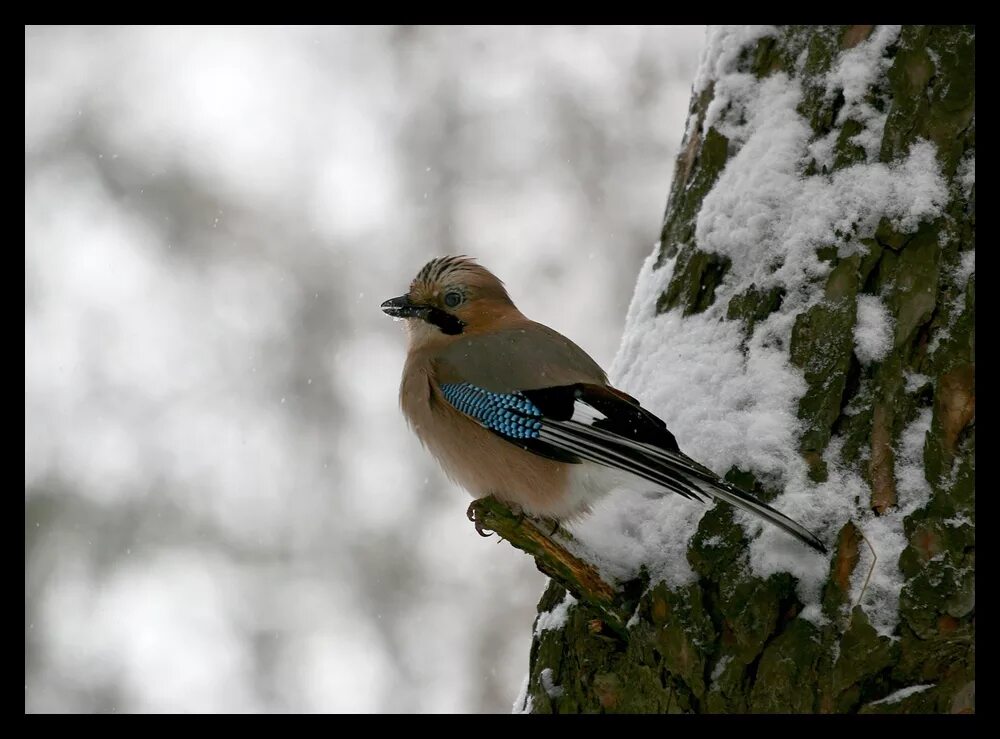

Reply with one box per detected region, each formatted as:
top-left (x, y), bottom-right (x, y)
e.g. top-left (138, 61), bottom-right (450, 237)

top-left (25, 26), bottom-right (703, 713)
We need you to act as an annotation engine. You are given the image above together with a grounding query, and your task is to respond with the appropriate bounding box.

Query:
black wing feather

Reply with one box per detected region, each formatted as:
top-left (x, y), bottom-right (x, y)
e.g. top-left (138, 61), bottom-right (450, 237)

top-left (523, 384), bottom-right (681, 452)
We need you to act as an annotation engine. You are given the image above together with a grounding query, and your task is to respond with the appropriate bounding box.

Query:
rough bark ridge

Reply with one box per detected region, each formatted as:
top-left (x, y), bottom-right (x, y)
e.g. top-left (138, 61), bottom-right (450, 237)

top-left (482, 25), bottom-right (974, 714)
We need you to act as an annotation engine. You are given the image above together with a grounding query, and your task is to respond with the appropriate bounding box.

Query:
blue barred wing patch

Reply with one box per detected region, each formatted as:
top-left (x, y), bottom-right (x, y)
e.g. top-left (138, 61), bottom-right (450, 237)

top-left (440, 382), bottom-right (543, 440)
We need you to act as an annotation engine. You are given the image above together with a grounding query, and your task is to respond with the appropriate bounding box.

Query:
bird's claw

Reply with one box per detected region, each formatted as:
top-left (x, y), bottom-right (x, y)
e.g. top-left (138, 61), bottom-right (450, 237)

top-left (467, 501), bottom-right (494, 537)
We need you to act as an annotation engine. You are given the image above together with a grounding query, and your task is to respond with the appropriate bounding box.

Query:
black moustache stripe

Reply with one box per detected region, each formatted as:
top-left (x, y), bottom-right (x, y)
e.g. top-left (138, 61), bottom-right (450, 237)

top-left (425, 307), bottom-right (465, 335)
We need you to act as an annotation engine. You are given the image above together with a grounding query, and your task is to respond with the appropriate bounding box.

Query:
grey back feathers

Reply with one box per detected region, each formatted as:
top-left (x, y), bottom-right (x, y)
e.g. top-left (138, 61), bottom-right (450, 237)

top-left (434, 322), bottom-right (607, 392)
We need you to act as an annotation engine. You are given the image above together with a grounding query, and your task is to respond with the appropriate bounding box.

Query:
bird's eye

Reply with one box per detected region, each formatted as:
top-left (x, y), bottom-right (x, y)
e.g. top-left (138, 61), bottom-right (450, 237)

top-left (443, 291), bottom-right (463, 308)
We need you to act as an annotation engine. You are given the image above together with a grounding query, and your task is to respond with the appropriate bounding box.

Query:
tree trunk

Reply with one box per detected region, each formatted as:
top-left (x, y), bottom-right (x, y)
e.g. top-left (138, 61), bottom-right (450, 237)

top-left (488, 25), bottom-right (974, 714)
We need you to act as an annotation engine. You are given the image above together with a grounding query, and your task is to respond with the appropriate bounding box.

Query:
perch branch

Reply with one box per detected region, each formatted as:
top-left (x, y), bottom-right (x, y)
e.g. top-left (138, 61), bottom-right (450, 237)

top-left (467, 496), bottom-right (629, 632)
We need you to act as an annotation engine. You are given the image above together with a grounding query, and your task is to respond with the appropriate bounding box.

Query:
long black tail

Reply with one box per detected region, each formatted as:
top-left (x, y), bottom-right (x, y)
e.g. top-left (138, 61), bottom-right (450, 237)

top-left (538, 419), bottom-right (828, 554)
top-left (685, 473), bottom-right (827, 554)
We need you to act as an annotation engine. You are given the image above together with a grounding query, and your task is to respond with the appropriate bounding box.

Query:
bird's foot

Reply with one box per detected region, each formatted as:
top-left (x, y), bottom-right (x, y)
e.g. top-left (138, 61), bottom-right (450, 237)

top-left (466, 500), bottom-right (494, 537)
top-left (530, 515), bottom-right (563, 538)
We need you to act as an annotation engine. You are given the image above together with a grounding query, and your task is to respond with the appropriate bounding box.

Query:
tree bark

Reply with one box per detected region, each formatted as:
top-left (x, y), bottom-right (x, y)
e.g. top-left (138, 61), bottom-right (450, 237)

top-left (483, 25), bottom-right (974, 714)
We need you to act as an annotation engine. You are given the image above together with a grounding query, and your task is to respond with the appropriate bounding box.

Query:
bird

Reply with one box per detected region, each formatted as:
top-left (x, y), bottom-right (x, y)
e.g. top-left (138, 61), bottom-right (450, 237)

top-left (382, 255), bottom-right (827, 554)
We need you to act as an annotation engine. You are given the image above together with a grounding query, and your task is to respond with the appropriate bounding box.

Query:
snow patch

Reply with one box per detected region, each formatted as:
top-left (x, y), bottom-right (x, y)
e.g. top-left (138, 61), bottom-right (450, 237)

top-left (698, 80), bottom-right (946, 297)
top-left (869, 684), bottom-right (933, 706)
top-left (854, 295), bottom-right (893, 364)
top-left (827, 26), bottom-right (900, 113)
top-left (539, 668), bottom-right (564, 699)
top-left (694, 26), bottom-right (778, 96)
top-left (704, 72), bottom-right (760, 147)
top-left (511, 673), bottom-right (533, 714)
top-left (956, 151), bottom-right (975, 199)
top-left (928, 249), bottom-right (974, 355)
top-left (944, 513), bottom-right (972, 529)
top-left (955, 250), bottom-right (975, 284)
top-left (850, 408), bottom-right (933, 636)
top-left (626, 607), bottom-right (642, 629)
top-left (533, 591), bottom-right (577, 636)
top-left (710, 655), bottom-right (732, 683)
top-left (824, 26), bottom-right (902, 162)
top-left (568, 485), bottom-right (705, 588)
top-left (904, 371), bottom-right (931, 393)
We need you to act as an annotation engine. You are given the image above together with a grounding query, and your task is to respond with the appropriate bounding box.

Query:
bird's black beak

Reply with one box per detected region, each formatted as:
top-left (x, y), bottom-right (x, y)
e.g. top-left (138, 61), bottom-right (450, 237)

top-left (381, 295), bottom-right (426, 319)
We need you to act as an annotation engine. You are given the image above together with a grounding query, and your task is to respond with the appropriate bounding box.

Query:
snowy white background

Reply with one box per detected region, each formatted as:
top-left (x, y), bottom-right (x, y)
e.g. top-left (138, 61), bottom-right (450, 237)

top-left (25, 25), bottom-right (705, 713)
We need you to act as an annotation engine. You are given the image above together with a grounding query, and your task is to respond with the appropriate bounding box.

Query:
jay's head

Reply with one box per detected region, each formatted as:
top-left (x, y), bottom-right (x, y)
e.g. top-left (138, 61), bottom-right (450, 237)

top-left (381, 256), bottom-right (518, 342)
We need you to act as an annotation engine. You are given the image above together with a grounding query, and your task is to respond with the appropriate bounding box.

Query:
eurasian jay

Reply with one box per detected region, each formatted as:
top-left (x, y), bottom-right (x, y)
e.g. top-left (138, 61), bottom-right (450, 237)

top-left (382, 256), bottom-right (826, 554)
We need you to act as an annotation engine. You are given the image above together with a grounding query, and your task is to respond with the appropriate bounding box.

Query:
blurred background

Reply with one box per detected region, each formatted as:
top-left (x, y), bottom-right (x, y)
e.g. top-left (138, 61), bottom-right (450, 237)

top-left (25, 25), bottom-right (704, 713)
